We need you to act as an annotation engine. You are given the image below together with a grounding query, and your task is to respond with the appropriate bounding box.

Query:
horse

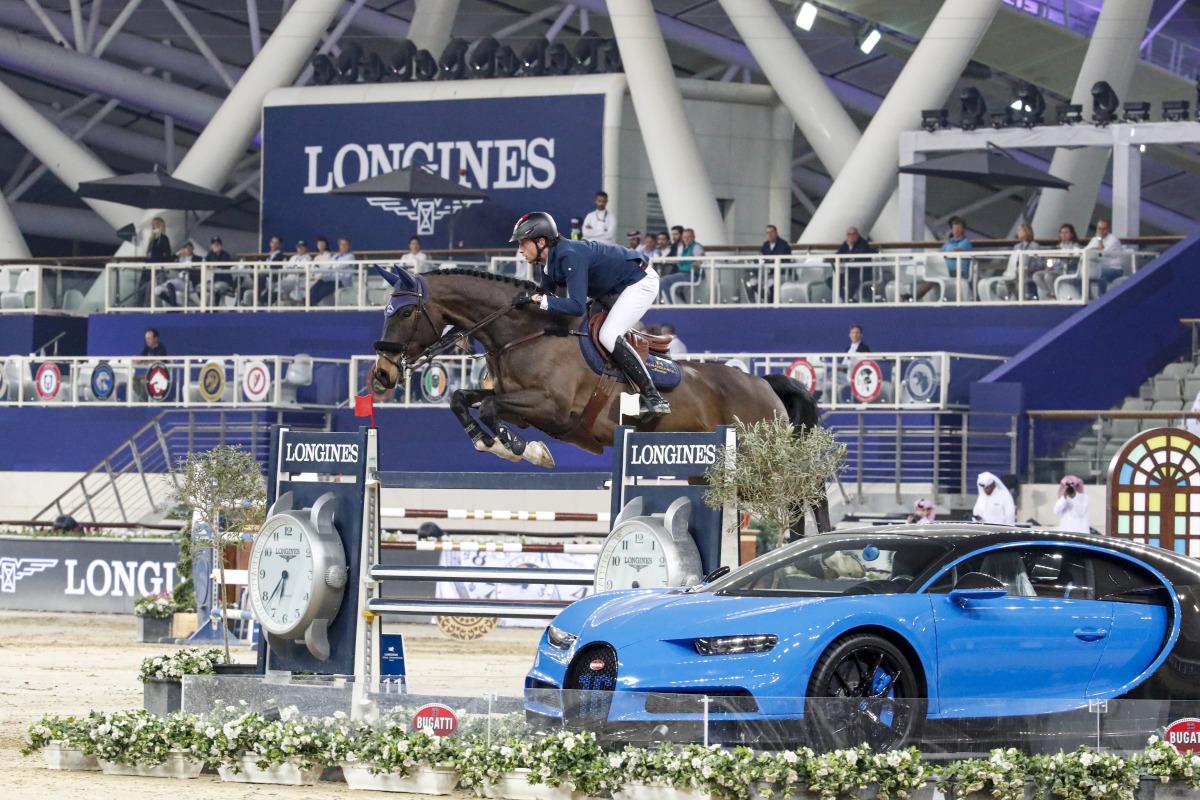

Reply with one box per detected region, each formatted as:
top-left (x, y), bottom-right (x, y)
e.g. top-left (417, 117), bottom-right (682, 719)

top-left (371, 266), bottom-right (830, 533)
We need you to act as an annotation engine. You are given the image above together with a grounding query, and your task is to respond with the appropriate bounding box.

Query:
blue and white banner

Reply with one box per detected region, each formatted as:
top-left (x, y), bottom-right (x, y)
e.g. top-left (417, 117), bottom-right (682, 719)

top-left (262, 94), bottom-right (605, 252)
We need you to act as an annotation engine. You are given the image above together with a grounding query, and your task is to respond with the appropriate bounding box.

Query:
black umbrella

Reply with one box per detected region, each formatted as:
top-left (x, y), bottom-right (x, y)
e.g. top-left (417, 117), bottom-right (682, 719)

top-left (330, 165), bottom-right (489, 200)
top-left (76, 171), bottom-right (230, 211)
top-left (899, 143), bottom-right (1071, 190)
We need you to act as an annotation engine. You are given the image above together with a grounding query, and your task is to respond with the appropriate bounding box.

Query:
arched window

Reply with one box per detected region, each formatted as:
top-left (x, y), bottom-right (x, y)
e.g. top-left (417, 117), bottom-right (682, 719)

top-left (1107, 428), bottom-right (1200, 555)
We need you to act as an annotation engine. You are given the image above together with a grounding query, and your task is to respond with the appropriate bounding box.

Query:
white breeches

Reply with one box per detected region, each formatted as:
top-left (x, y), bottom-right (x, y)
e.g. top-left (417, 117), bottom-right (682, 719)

top-left (599, 268), bottom-right (659, 350)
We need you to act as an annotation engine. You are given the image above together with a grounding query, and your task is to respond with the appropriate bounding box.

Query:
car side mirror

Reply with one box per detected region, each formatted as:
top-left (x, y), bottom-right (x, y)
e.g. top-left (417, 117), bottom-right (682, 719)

top-left (949, 571), bottom-right (1008, 607)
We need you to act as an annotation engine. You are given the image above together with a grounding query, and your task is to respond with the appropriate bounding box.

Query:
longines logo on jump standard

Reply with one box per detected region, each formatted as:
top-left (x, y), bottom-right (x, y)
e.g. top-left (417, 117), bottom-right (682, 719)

top-left (284, 442), bottom-right (360, 464)
top-left (628, 443), bottom-right (718, 467)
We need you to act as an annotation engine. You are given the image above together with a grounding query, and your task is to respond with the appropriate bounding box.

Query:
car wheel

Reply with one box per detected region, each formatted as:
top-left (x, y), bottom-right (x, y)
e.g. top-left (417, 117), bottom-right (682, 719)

top-left (805, 633), bottom-right (924, 752)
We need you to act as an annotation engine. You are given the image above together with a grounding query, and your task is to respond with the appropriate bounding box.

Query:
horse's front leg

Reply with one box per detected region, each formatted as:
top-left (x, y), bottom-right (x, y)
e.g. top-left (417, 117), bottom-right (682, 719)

top-left (450, 388), bottom-right (520, 463)
top-left (478, 389), bottom-right (559, 469)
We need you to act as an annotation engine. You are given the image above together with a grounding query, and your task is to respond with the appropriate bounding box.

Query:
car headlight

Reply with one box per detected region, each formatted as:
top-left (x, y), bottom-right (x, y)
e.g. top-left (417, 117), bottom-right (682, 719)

top-left (693, 634), bottom-right (778, 656)
top-left (547, 625), bottom-right (578, 650)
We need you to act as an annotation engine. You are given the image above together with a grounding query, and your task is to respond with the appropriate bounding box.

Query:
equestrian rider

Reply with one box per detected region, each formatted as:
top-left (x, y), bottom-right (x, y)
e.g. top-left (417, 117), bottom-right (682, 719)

top-left (509, 211), bottom-right (671, 417)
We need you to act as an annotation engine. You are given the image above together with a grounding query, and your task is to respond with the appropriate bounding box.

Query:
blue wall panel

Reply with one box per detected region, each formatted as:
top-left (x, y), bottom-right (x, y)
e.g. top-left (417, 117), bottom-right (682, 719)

top-left (0, 407), bottom-right (159, 471)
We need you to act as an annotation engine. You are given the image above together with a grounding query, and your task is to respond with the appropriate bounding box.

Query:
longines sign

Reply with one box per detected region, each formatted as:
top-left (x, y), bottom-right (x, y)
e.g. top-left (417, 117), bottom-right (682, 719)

top-left (0, 537), bottom-right (179, 614)
top-left (262, 94), bottom-right (603, 252)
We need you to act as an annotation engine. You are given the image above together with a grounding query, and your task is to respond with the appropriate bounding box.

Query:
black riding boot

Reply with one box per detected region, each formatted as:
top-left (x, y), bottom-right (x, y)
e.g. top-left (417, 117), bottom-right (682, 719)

top-left (611, 337), bottom-right (670, 417)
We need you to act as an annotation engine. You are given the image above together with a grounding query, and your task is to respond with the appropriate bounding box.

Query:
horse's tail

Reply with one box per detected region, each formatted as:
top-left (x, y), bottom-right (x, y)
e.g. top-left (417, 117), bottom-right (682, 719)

top-left (761, 373), bottom-right (831, 534)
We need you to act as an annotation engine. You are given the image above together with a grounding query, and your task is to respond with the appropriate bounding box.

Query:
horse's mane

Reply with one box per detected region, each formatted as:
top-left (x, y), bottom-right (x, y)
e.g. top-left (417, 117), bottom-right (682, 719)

top-left (432, 267), bottom-right (540, 292)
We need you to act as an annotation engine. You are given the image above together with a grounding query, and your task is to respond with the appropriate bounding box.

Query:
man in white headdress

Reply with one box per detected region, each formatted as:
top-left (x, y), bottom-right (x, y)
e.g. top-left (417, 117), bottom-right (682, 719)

top-left (973, 472), bottom-right (1016, 525)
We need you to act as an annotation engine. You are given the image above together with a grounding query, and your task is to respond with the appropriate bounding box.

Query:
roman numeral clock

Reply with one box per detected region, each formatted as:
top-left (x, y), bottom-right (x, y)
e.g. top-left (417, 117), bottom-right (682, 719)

top-left (249, 491), bottom-right (349, 661)
top-left (593, 496), bottom-right (703, 592)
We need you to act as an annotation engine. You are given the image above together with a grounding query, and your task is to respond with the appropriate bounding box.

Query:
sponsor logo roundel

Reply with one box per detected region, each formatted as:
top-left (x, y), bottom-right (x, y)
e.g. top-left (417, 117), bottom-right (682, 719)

top-left (589, 659), bottom-right (605, 671)
top-left (420, 362), bottom-right (448, 403)
top-left (91, 363), bottom-right (115, 400)
top-left (724, 358), bottom-right (749, 374)
top-left (35, 362), bottom-right (61, 400)
top-left (1165, 718), bottom-right (1200, 753)
top-left (850, 359), bottom-right (882, 403)
top-left (146, 363), bottom-right (172, 401)
top-left (786, 358), bottom-right (817, 394)
top-left (198, 361), bottom-right (226, 402)
top-left (242, 360), bottom-right (271, 402)
top-left (411, 703), bottom-right (458, 737)
top-left (902, 357), bottom-right (938, 403)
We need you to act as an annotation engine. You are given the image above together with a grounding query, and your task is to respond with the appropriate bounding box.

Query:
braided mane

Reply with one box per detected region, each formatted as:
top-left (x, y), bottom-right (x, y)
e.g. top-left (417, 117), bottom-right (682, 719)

top-left (432, 267), bottom-right (539, 292)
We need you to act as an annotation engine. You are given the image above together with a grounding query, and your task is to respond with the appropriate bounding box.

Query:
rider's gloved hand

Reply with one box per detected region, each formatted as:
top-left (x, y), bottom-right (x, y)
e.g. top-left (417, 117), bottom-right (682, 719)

top-left (511, 291), bottom-right (536, 308)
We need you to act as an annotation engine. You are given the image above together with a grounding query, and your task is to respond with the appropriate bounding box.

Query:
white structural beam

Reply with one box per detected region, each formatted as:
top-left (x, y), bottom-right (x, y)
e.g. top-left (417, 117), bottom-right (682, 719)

top-left (246, 0), bottom-right (263, 56)
top-left (546, 4), bottom-right (575, 41)
top-left (608, 0), bottom-right (726, 244)
top-left (0, 191), bottom-right (31, 257)
top-left (0, 27), bottom-right (222, 127)
top-left (408, 0), bottom-right (460, 56)
top-left (160, 0), bottom-right (238, 91)
top-left (91, 0), bottom-right (143, 58)
top-left (10, 97), bottom-right (122, 201)
top-left (801, 0), bottom-right (1001, 244)
top-left (1031, 0), bottom-right (1153, 239)
top-left (20, 0), bottom-right (70, 47)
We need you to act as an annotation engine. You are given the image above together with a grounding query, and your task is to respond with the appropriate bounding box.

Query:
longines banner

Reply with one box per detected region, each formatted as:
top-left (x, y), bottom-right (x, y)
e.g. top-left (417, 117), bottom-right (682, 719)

top-left (0, 536), bottom-right (180, 614)
top-left (261, 94), bottom-right (605, 252)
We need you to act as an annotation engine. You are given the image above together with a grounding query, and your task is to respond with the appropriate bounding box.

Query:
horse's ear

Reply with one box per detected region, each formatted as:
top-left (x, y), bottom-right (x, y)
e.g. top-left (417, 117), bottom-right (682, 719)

top-left (373, 264), bottom-right (399, 286)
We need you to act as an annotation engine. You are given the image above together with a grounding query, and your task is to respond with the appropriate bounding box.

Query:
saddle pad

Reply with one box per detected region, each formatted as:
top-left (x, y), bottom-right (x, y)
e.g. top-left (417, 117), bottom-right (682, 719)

top-left (577, 317), bottom-right (681, 391)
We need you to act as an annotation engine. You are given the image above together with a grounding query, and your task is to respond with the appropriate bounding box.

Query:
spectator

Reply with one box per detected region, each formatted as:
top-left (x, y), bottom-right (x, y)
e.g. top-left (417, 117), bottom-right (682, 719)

top-left (626, 230), bottom-right (644, 254)
top-left (667, 225), bottom-right (684, 257)
top-left (568, 217), bottom-right (583, 240)
top-left (312, 236), bottom-right (333, 262)
top-left (1054, 475), bottom-right (1089, 534)
top-left (761, 224), bottom-right (791, 257)
top-left (1004, 223), bottom-right (1041, 300)
top-left (290, 240), bottom-right (312, 262)
top-left (154, 242), bottom-right (200, 307)
top-left (280, 239), bottom-right (311, 304)
top-left (581, 191), bottom-right (616, 243)
top-left (140, 326), bottom-right (166, 358)
top-left (846, 324), bottom-right (870, 353)
top-left (972, 471), bottom-right (1015, 525)
top-left (652, 232), bottom-right (675, 274)
top-left (205, 236), bottom-right (236, 304)
top-left (1031, 223), bottom-right (1080, 300)
top-left (659, 228), bottom-right (704, 303)
top-left (917, 216), bottom-right (972, 301)
top-left (399, 236), bottom-right (428, 272)
top-left (259, 234), bottom-right (286, 304)
top-left (1085, 218), bottom-right (1125, 292)
top-left (909, 498), bottom-right (936, 524)
top-left (334, 236), bottom-right (356, 262)
top-left (311, 236), bottom-right (356, 305)
top-left (140, 216), bottom-right (172, 306)
top-left (661, 322), bottom-right (687, 358)
top-left (640, 233), bottom-right (657, 259)
top-left (831, 226), bottom-right (874, 301)
top-left (265, 235), bottom-right (285, 262)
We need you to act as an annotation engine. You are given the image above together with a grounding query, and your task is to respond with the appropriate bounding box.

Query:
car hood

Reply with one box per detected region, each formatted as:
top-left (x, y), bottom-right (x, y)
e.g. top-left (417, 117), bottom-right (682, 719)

top-left (561, 589), bottom-right (833, 648)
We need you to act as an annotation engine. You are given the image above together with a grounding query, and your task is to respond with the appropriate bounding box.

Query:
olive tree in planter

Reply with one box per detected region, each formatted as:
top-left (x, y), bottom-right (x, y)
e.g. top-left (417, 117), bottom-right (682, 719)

top-left (704, 416), bottom-right (846, 547)
top-left (167, 444), bottom-right (266, 662)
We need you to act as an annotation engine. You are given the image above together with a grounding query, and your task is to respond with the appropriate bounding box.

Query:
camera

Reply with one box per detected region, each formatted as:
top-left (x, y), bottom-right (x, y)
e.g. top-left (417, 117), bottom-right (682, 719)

top-left (1066, 484), bottom-right (1076, 497)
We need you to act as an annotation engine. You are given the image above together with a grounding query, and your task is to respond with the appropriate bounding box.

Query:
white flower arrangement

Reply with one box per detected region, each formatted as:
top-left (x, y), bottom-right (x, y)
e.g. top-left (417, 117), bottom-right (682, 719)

top-left (83, 709), bottom-right (207, 767)
top-left (1032, 745), bottom-right (1140, 800)
top-left (805, 743), bottom-right (876, 800)
top-left (870, 747), bottom-right (928, 800)
top-left (21, 713), bottom-right (91, 755)
top-left (138, 647), bottom-right (226, 683)
top-left (348, 715), bottom-right (459, 777)
top-left (935, 748), bottom-right (1030, 800)
top-left (1131, 736), bottom-right (1200, 790)
top-left (458, 730), bottom-right (617, 795)
top-left (133, 591), bottom-right (177, 619)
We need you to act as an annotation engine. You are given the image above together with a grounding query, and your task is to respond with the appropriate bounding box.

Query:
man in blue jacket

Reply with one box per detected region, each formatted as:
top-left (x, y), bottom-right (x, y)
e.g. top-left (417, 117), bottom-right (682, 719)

top-left (509, 211), bottom-right (670, 418)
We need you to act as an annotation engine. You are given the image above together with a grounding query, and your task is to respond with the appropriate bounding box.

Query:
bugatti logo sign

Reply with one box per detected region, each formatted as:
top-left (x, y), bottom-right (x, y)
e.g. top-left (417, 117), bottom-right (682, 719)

top-left (589, 659), bottom-right (605, 671)
top-left (411, 703), bottom-right (458, 737)
top-left (1165, 718), bottom-right (1200, 752)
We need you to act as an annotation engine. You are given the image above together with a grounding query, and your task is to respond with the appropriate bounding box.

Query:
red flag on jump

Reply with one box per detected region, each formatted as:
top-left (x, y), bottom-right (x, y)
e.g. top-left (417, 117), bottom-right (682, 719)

top-left (354, 393), bottom-right (375, 429)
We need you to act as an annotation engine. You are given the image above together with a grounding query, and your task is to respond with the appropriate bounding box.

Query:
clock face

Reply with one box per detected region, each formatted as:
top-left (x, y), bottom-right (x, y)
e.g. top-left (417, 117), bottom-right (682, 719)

top-left (249, 515), bottom-right (317, 635)
top-left (596, 523), bottom-right (671, 591)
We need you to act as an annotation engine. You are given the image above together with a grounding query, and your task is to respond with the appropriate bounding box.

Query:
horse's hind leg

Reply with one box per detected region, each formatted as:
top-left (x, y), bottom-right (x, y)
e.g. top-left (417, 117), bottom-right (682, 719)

top-left (450, 389), bottom-right (519, 462)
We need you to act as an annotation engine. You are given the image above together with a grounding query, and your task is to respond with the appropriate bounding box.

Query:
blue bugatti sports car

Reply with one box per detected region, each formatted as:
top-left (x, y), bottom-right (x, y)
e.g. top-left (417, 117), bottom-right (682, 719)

top-left (525, 525), bottom-right (1200, 750)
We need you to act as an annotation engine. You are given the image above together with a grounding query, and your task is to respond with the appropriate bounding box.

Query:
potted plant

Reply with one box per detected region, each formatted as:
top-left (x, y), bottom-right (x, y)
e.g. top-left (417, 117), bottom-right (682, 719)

top-left (610, 742), bottom-right (724, 800)
top-left (935, 748), bottom-right (1031, 800)
top-left (139, 647), bottom-right (226, 717)
top-left (1131, 737), bottom-right (1200, 800)
top-left (22, 713), bottom-right (98, 771)
top-left (134, 591), bottom-right (177, 642)
top-left (86, 709), bottom-right (204, 779)
top-left (166, 444), bottom-right (265, 664)
top-left (342, 716), bottom-right (462, 794)
top-left (804, 744), bottom-right (881, 800)
top-left (1030, 746), bottom-right (1139, 800)
top-left (216, 709), bottom-right (345, 785)
top-left (868, 748), bottom-right (930, 800)
top-left (460, 731), bottom-right (616, 800)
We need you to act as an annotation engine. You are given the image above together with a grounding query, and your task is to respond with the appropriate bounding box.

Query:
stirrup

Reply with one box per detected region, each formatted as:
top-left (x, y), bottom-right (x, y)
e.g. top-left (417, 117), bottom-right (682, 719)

top-left (640, 395), bottom-right (671, 417)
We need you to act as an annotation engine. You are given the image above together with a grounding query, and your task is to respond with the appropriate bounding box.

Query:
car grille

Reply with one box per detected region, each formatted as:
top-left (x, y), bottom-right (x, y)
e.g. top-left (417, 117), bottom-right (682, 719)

top-left (644, 690), bottom-right (759, 715)
top-left (563, 643), bottom-right (617, 725)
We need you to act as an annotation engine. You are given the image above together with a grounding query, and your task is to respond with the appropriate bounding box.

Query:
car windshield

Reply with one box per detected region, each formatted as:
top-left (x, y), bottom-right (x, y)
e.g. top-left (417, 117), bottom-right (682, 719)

top-left (701, 535), bottom-right (952, 597)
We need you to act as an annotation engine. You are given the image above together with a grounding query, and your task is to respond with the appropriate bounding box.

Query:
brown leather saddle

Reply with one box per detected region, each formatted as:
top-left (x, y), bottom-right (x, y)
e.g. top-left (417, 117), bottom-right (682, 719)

top-left (587, 310), bottom-right (674, 362)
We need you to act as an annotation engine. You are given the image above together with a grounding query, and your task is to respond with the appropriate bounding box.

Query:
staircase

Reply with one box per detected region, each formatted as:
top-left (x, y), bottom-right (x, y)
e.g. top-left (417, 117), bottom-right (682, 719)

top-left (35, 410), bottom-right (330, 526)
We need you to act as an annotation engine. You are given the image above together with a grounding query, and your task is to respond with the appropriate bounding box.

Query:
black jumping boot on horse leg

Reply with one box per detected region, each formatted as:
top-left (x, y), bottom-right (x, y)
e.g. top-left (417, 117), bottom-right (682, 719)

top-left (611, 337), bottom-right (671, 418)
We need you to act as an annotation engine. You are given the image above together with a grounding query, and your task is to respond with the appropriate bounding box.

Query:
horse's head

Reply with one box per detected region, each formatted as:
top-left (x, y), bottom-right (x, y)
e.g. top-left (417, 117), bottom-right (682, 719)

top-left (371, 266), bottom-right (440, 393)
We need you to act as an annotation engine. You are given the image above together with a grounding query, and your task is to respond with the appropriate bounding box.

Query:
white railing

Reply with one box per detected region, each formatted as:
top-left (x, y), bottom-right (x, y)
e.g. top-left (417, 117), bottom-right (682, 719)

top-left (0, 264), bottom-right (105, 315)
top-left (0, 354), bottom-right (349, 407)
top-left (348, 351), bottom-right (1006, 411)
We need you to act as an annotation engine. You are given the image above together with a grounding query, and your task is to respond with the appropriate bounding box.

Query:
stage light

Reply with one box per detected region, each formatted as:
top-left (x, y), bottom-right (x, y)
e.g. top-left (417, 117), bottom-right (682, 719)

top-left (545, 42), bottom-right (572, 75)
top-left (335, 43), bottom-right (363, 83)
top-left (990, 110), bottom-right (1013, 129)
top-left (859, 27), bottom-right (881, 54)
top-left (311, 53), bottom-right (338, 85)
top-left (573, 30), bottom-right (603, 74)
top-left (1091, 81), bottom-right (1119, 126)
top-left (521, 38), bottom-right (548, 76)
top-left (1122, 101), bottom-right (1151, 122)
top-left (921, 109), bottom-right (949, 132)
top-left (795, 1), bottom-right (817, 30)
top-left (494, 44), bottom-right (519, 77)
top-left (1055, 103), bottom-right (1083, 125)
top-left (438, 38), bottom-right (468, 80)
top-left (360, 52), bottom-right (386, 82)
top-left (391, 40), bottom-right (417, 81)
top-left (597, 39), bottom-right (621, 72)
top-left (470, 37), bottom-right (498, 78)
top-left (413, 48), bottom-right (437, 81)
top-left (1013, 81), bottom-right (1045, 127)
top-left (959, 87), bottom-right (987, 130)
top-left (1162, 99), bottom-right (1191, 121)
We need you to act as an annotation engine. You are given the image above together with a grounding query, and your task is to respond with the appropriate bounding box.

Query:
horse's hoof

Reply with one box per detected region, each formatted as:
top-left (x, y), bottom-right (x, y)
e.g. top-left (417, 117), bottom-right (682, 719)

top-left (522, 441), bottom-right (556, 469)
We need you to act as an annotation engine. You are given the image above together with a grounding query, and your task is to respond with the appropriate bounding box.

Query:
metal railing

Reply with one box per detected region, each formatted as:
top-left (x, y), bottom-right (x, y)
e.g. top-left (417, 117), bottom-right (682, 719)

top-left (0, 354), bottom-right (349, 407)
top-left (0, 264), bottom-right (105, 314)
top-left (34, 409), bottom-right (331, 526)
top-left (349, 351), bottom-right (1006, 411)
top-left (1027, 410), bottom-right (1200, 484)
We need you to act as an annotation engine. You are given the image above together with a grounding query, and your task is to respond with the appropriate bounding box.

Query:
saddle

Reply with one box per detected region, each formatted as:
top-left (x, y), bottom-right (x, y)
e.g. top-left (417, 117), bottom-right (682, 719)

top-left (587, 310), bottom-right (674, 362)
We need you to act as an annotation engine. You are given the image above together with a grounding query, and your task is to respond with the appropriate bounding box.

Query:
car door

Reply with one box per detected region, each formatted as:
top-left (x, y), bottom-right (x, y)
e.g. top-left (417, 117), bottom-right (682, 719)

top-left (925, 544), bottom-right (1113, 718)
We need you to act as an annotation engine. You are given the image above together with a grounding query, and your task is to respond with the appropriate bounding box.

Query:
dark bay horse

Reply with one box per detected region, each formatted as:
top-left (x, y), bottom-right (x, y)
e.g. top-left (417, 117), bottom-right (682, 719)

top-left (371, 267), bottom-right (829, 530)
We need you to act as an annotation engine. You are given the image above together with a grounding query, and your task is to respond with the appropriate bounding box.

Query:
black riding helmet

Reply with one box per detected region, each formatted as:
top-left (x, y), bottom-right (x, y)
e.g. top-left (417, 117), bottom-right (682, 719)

top-left (509, 211), bottom-right (560, 244)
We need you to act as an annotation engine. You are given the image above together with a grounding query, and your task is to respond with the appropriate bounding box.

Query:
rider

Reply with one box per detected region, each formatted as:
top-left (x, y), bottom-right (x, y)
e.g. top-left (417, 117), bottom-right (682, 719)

top-left (509, 211), bottom-right (670, 417)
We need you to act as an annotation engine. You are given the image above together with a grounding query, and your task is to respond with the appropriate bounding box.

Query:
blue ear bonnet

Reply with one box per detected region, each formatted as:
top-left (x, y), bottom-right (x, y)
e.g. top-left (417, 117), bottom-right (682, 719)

top-left (374, 265), bottom-right (428, 317)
